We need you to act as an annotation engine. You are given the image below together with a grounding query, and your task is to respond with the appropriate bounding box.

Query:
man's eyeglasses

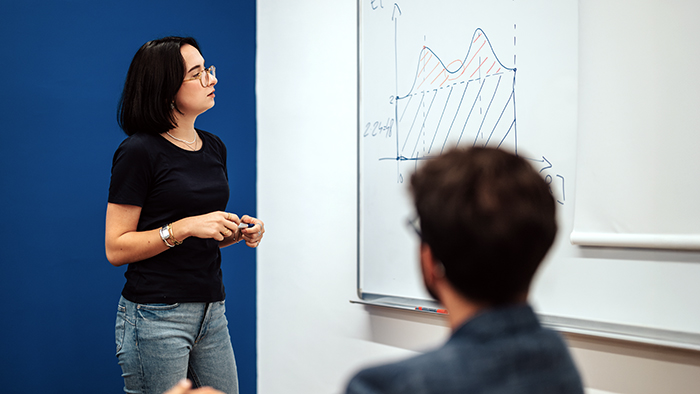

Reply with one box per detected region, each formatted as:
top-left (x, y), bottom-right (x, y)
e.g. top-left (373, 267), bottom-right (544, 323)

top-left (407, 215), bottom-right (422, 239)
top-left (184, 65), bottom-right (216, 87)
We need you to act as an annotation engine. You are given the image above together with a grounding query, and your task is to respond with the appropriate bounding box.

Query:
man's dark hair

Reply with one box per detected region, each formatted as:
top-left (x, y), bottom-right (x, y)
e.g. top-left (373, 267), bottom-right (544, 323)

top-left (117, 36), bottom-right (200, 136)
top-left (410, 147), bottom-right (557, 305)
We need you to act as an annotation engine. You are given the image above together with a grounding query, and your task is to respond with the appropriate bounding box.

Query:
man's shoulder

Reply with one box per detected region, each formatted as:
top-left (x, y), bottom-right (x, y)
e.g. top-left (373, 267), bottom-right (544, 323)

top-left (346, 343), bottom-right (583, 394)
top-left (344, 350), bottom-right (451, 394)
top-left (345, 307), bottom-right (584, 394)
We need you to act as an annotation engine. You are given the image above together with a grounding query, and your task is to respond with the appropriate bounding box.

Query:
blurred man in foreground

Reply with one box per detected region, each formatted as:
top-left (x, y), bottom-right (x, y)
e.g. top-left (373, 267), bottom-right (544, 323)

top-left (346, 147), bottom-right (584, 394)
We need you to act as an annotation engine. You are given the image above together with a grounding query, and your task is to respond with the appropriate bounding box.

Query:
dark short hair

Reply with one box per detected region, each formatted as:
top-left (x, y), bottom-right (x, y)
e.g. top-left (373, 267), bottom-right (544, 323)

top-left (117, 36), bottom-right (200, 136)
top-left (410, 147), bottom-right (557, 305)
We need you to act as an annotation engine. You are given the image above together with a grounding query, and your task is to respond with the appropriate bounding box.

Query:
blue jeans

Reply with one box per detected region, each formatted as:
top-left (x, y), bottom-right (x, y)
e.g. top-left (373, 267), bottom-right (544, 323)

top-left (115, 296), bottom-right (239, 394)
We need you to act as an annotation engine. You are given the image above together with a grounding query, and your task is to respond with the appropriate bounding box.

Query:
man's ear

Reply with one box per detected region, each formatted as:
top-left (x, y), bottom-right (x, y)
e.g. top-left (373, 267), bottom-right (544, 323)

top-left (420, 243), bottom-right (444, 282)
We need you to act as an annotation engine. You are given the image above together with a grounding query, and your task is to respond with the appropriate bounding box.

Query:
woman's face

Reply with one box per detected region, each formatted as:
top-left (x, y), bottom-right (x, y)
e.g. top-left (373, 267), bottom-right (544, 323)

top-left (174, 44), bottom-right (217, 117)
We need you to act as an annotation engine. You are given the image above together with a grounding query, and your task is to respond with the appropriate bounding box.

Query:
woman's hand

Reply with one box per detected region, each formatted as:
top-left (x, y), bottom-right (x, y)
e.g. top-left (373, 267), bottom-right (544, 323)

top-left (238, 215), bottom-right (265, 248)
top-left (105, 204), bottom-right (242, 266)
top-left (174, 211), bottom-right (240, 242)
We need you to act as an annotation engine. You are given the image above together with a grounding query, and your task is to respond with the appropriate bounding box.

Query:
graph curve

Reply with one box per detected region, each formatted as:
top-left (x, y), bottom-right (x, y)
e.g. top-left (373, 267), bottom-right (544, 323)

top-left (398, 28), bottom-right (516, 100)
top-left (394, 28), bottom-right (518, 162)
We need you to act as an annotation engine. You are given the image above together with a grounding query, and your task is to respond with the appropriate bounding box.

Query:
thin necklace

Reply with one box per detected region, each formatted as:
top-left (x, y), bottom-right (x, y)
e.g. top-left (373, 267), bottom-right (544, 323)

top-left (181, 139), bottom-right (197, 151)
top-left (167, 130), bottom-right (197, 145)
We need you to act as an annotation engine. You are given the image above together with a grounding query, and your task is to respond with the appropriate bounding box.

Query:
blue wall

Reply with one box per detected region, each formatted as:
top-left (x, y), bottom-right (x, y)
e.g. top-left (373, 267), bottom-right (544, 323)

top-left (0, 1), bottom-right (257, 393)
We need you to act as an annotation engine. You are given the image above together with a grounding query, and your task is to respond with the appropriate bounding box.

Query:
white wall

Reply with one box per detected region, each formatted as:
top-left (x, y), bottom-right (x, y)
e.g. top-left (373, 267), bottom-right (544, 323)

top-left (257, 1), bottom-right (700, 393)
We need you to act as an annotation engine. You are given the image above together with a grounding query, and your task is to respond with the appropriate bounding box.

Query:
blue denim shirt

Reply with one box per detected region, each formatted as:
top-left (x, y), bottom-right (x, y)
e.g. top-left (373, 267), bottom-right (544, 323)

top-left (345, 304), bottom-right (584, 394)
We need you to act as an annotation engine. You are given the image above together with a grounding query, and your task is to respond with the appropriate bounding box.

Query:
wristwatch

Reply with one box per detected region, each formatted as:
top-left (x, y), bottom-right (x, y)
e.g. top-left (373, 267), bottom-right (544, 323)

top-left (160, 224), bottom-right (175, 248)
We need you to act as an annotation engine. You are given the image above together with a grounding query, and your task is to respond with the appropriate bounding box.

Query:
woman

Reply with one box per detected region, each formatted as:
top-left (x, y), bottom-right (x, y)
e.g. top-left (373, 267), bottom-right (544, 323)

top-left (106, 36), bottom-right (263, 394)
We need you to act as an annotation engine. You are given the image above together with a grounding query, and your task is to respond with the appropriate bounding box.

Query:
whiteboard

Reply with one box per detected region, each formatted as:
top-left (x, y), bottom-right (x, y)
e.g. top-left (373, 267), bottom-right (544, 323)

top-left (358, 0), bottom-right (700, 349)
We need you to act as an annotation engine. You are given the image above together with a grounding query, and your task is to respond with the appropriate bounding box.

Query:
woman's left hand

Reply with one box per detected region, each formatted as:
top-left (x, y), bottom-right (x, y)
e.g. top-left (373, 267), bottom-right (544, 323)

top-left (239, 215), bottom-right (265, 248)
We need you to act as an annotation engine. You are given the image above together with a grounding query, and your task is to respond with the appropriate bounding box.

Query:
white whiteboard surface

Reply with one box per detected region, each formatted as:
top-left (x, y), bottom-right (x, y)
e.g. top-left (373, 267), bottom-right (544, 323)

top-left (358, 0), bottom-right (700, 349)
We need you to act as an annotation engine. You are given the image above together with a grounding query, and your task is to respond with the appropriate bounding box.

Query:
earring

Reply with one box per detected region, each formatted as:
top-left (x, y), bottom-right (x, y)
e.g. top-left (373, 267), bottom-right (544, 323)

top-left (170, 102), bottom-right (175, 109)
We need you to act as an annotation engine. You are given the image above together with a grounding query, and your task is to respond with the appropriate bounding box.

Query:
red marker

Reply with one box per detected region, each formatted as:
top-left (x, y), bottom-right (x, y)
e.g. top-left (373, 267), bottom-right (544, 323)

top-left (415, 306), bottom-right (448, 314)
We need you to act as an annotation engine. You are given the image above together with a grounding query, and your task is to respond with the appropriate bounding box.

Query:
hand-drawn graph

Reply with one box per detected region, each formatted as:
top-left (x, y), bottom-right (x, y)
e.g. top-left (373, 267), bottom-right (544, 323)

top-left (364, 3), bottom-right (565, 204)
top-left (391, 28), bottom-right (518, 162)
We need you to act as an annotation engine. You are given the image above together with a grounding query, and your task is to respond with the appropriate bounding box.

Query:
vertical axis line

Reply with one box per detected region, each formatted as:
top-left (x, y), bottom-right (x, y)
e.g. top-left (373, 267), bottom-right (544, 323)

top-left (394, 11), bottom-right (400, 181)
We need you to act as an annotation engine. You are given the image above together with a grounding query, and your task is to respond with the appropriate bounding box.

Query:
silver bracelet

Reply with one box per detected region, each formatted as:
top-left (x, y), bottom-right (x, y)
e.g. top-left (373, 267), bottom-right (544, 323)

top-left (160, 225), bottom-right (175, 248)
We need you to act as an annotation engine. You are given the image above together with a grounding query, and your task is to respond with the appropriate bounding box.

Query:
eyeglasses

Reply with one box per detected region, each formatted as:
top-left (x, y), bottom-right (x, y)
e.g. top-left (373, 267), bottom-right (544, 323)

top-left (407, 215), bottom-right (422, 239)
top-left (184, 65), bottom-right (216, 87)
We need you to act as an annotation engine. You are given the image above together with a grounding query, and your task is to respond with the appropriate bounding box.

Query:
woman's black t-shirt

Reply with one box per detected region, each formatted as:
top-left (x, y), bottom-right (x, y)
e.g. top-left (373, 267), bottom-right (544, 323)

top-left (108, 130), bottom-right (229, 303)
